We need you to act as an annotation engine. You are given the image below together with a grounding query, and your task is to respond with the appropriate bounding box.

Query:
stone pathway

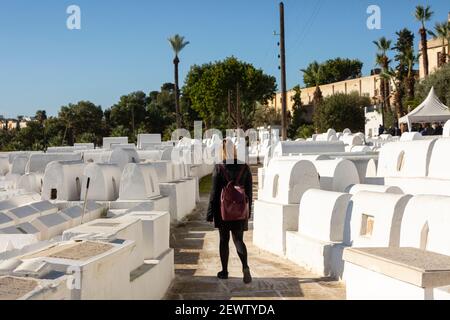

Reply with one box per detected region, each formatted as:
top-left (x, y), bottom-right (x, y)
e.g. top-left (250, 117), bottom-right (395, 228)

top-left (165, 166), bottom-right (346, 300)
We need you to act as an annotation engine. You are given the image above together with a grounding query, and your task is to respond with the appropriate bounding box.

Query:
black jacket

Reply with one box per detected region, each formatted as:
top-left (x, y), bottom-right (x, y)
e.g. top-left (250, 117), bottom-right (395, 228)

top-left (206, 161), bottom-right (253, 231)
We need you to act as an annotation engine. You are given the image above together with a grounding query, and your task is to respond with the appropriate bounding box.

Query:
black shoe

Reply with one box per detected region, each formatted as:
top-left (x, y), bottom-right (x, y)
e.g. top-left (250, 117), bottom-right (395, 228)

top-left (217, 271), bottom-right (228, 279)
top-left (243, 268), bottom-right (252, 284)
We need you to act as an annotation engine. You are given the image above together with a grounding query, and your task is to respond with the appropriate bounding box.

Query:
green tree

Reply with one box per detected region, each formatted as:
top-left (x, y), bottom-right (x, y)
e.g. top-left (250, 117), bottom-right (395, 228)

top-left (373, 36), bottom-right (392, 122)
top-left (393, 29), bottom-right (415, 82)
top-left (168, 34), bottom-right (190, 129)
top-left (387, 29), bottom-right (416, 119)
top-left (402, 47), bottom-right (420, 101)
top-left (9, 121), bottom-right (45, 151)
top-left (287, 85), bottom-right (306, 139)
top-left (35, 110), bottom-right (47, 124)
top-left (110, 91), bottom-right (147, 142)
top-left (381, 68), bottom-right (404, 119)
top-left (415, 5), bottom-right (434, 77)
top-left (313, 92), bottom-right (369, 133)
top-left (302, 58), bottom-right (363, 87)
top-left (301, 62), bottom-right (323, 108)
top-left (59, 101), bottom-right (104, 146)
top-left (44, 117), bottom-right (66, 147)
top-left (415, 63), bottom-right (450, 106)
top-left (296, 124), bottom-right (315, 139)
top-left (144, 84), bottom-right (177, 134)
top-left (253, 103), bottom-right (281, 128)
top-left (183, 56), bottom-right (276, 130)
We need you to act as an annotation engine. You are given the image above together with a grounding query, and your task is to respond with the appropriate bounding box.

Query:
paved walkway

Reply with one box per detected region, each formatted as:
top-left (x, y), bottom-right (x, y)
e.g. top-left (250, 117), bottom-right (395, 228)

top-left (164, 166), bottom-right (346, 300)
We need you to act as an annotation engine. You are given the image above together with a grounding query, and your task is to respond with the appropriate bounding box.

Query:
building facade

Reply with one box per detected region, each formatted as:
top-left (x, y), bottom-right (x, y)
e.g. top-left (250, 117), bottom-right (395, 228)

top-left (419, 13), bottom-right (450, 79)
top-left (268, 74), bottom-right (383, 114)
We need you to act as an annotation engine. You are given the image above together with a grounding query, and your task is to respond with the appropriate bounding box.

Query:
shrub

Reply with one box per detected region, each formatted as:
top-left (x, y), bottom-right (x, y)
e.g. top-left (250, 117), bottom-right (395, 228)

top-left (313, 92), bottom-right (369, 133)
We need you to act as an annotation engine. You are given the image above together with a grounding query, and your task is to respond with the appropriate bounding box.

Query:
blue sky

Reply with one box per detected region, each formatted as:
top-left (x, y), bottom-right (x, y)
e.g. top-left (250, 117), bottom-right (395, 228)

top-left (0, 0), bottom-right (448, 117)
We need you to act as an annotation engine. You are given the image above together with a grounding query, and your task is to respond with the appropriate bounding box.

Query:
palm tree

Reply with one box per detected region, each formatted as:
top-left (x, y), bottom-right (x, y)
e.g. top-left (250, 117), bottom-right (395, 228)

top-left (447, 21), bottom-right (450, 62)
top-left (301, 62), bottom-right (323, 107)
top-left (35, 110), bottom-right (47, 124)
top-left (415, 5), bottom-right (434, 76)
top-left (373, 37), bottom-right (392, 121)
top-left (381, 68), bottom-right (404, 119)
top-left (401, 47), bottom-right (420, 100)
top-left (168, 34), bottom-right (189, 129)
top-left (431, 21), bottom-right (449, 66)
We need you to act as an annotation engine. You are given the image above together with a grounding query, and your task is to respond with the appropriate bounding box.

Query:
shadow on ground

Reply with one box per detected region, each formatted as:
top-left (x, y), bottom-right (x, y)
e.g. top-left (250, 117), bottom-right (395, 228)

top-left (165, 190), bottom-right (346, 300)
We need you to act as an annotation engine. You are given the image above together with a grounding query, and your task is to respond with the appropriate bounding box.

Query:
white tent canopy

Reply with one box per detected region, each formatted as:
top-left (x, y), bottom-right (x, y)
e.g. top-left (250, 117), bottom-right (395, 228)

top-left (399, 87), bottom-right (450, 131)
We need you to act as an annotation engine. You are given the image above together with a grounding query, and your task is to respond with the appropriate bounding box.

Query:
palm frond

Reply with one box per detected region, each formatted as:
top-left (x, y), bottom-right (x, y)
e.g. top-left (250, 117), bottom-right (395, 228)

top-left (168, 34), bottom-right (190, 55)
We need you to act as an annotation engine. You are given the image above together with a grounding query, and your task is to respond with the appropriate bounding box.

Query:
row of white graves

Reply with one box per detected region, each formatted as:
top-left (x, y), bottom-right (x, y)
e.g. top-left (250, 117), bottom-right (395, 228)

top-left (0, 133), bottom-right (197, 300)
top-left (261, 182), bottom-right (450, 300)
top-left (254, 128), bottom-right (450, 299)
top-left (39, 159), bottom-right (194, 223)
top-left (0, 207), bottom-right (173, 299)
top-left (376, 137), bottom-right (450, 196)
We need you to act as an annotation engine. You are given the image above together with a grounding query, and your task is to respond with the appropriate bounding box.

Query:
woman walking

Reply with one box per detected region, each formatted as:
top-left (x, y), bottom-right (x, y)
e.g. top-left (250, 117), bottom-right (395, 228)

top-left (207, 139), bottom-right (253, 283)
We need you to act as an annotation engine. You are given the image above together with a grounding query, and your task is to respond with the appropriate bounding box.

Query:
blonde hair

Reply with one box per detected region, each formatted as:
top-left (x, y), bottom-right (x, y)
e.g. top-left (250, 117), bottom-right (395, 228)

top-left (222, 139), bottom-right (237, 161)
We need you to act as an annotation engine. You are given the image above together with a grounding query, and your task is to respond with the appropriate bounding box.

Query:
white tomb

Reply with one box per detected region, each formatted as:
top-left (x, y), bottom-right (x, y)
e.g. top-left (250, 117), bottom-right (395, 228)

top-left (312, 159), bottom-right (360, 192)
top-left (117, 211), bottom-right (170, 260)
top-left (259, 158), bottom-right (319, 204)
top-left (272, 141), bottom-right (345, 158)
top-left (400, 132), bottom-right (423, 141)
top-left (41, 161), bottom-right (85, 201)
top-left (138, 150), bottom-right (163, 162)
top-left (18, 240), bottom-right (135, 299)
top-left (119, 163), bottom-right (160, 200)
top-left (137, 134), bottom-right (162, 149)
top-left (286, 189), bottom-right (352, 279)
top-left (148, 161), bottom-right (175, 183)
top-left (0, 156), bottom-right (9, 175)
top-left (82, 149), bottom-right (139, 170)
top-left (59, 202), bottom-right (105, 227)
top-left (377, 139), bottom-right (437, 178)
top-left (25, 153), bottom-right (82, 174)
top-left (30, 213), bottom-right (71, 240)
top-left (443, 120), bottom-right (450, 137)
top-left (0, 193), bottom-right (41, 212)
top-left (160, 178), bottom-right (197, 222)
top-left (80, 163), bottom-right (122, 201)
top-left (343, 195), bottom-right (450, 300)
top-left (10, 155), bottom-right (29, 175)
top-left (342, 133), bottom-right (364, 147)
top-left (6, 205), bottom-right (41, 224)
top-left (17, 173), bottom-right (43, 194)
top-left (254, 159), bottom-right (320, 256)
top-left (62, 218), bottom-right (145, 273)
top-left (29, 201), bottom-right (58, 216)
top-left (345, 191), bottom-right (412, 248)
top-left (0, 222), bottom-right (42, 241)
top-left (427, 138), bottom-right (450, 180)
top-left (345, 184), bottom-right (403, 195)
top-left (103, 137), bottom-right (128, 150)
top-left (0, 275), bottom-right (71, 300)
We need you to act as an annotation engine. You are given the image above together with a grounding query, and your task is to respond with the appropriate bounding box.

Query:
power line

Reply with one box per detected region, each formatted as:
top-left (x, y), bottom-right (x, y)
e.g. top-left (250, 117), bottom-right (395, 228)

top-left (288, 0), bottom-right (324, 55)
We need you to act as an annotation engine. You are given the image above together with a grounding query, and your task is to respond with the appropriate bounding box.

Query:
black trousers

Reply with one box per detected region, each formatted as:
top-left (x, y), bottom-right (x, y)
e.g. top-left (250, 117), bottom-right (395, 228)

top-left (218, 227), bottom-right (249, 271)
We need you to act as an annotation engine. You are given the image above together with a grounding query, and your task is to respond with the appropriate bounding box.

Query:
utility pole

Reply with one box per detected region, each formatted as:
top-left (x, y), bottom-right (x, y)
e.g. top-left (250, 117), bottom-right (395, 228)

top-left (228, 89), bottom-right (232, 128)
top-left (279, 2), bottom-right (288, 141)
top-left (130, 103), bottom-right (135, 141)
top-left (236, 82), bottom-right (241, 129)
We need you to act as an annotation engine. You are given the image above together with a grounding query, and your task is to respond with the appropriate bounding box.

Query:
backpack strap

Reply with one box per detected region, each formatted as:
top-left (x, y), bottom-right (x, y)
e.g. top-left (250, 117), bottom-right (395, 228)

top-left (219, 164), bottom-right (246, 185)
top-left (235, 165), bottom-right (247, 185)
top-left (219, 164), bottom-right (231, 182)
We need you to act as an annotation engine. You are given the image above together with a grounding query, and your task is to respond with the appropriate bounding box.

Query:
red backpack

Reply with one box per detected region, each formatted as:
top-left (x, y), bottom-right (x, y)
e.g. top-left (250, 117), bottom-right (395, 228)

top-left (219, 164), bottom-right (249, 222)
